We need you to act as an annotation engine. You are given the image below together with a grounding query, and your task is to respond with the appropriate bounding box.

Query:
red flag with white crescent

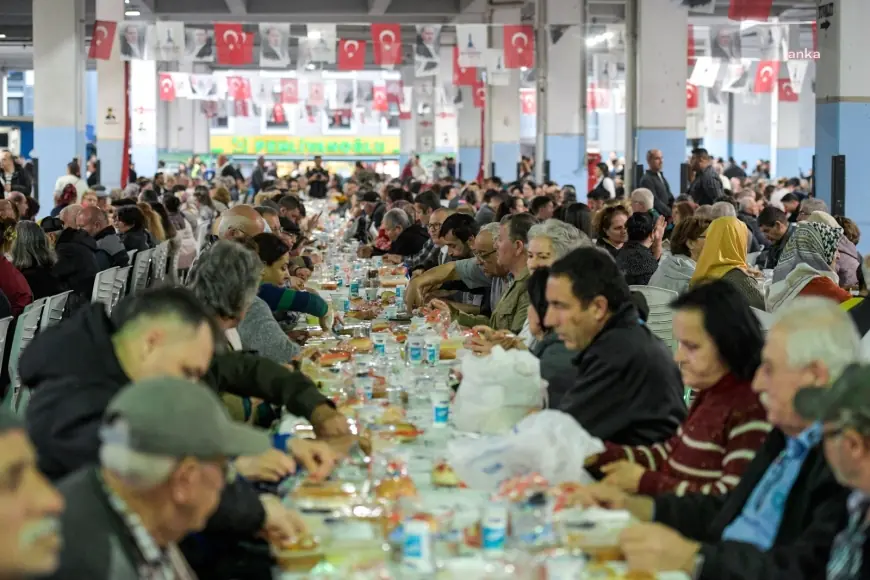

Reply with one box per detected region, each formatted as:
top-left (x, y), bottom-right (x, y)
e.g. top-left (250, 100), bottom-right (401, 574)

top-left (453, 45), bottom-right (477, 86)
top-left (158, 73), bottom-right (176, 102)
top-left (89, 20), bottom-right (117, 60)
top-left (777, 78), bottom-right (798, 102)
top-left (338, 39), bottom-right (367, 71)
top-left (280, 78), bottom-right (298, 105)
top-left (502, 25), bottom-right (534, 69)
top-left (686, 83), bottom-right (699, 109)
top-left (472, 80), bottom-right (486, 109)
top-left (753, 60), bottom-right (779, 93)
top-left (372, 84), bottom-right (388, 112)
top-left (214, 23), bottom-right (253, 65)
top-left (371, 24), bottom-right (402, 66)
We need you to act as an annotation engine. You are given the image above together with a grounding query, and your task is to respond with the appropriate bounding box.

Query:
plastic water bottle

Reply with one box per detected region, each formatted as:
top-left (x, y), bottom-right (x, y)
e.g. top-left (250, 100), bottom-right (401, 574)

top-left (349, 278), bottom-right (360, 298)
top-left (431, 384), bottom-right (450, 428)
top-left (406, 331), bottom-right (424, 366)
top-left (402, 518), bottom-right (434, 573)
top-left (354, 356), bottom-right (374, 401)
top-left (481, 500), bottom-right (509, 557)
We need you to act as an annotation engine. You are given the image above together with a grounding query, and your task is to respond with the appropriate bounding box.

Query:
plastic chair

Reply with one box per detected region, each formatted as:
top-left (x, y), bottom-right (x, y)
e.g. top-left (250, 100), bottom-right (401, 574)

top-left (195, 222), bottom-right (211, 256)
top-left (150, 241), bottom-right (170, 285)
top-left (130, 249), bottom-right (154, 294)
top-left (8, 299), bottom-right (47, 414)
top-left (40, 291), bottom-right (73, 331)
top-left (752, 307), bottom-right (773, 332)
top-left (630, 285), bottom-right (678, 350)
top-left (110, 266), bottom-right (132, 312)
top-left (91, 267), bottom-right (118, 311)
top-left (747, 251), bottom-right (761, 267)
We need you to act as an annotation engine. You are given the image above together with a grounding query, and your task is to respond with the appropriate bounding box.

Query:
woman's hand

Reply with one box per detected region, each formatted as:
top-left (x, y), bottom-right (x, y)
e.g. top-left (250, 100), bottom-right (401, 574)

top-left (600, 460), bottom-right (647, 493)
top-left (289, 276), bottom-right (305, 290)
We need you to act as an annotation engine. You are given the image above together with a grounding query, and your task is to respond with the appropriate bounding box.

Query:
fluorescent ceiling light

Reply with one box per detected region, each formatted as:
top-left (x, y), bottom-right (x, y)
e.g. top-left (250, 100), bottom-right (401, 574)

top-left (306, 63), bottom-right (316, 70)
top-left (125, 10), bottom-right (140, 16)
top-left (0, 34), bottom-right (6, 39)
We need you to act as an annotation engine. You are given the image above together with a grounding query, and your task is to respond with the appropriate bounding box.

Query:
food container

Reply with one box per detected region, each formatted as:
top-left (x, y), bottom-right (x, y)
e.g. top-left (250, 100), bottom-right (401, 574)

top-left (555, 508), bottom-right (632, 563)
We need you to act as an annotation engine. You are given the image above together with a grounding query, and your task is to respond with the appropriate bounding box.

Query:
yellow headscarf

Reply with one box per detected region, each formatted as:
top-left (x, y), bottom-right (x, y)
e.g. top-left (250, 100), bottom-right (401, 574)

top-left (690, 216), bottom-right (750, 285)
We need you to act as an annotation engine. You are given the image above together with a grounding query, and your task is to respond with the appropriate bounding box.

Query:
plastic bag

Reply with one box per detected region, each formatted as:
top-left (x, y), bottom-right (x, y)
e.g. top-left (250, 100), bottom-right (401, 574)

top-left (452, 346), bottom-right (546, 434)
top-left (446, 410), bottom-right (604, 492)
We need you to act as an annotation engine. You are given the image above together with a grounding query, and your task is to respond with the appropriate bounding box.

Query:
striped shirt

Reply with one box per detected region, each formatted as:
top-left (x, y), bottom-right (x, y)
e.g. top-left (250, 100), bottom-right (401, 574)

top-left (594, 373), bottom-right (770, 497)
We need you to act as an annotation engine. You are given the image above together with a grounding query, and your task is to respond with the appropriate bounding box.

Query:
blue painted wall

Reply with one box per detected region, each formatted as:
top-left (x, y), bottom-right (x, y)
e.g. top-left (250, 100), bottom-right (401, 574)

top-left (0, 119), bottom-right (34, 159)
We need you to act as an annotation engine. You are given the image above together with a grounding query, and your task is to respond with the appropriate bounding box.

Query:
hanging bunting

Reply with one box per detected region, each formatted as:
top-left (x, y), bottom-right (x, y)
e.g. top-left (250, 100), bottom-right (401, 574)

top-left (226, 75), bottom-right (252, 101)
top-left (777, 78), bottom-right (798, 102)
top-left (753, 60), bottom-right (779, 93)
top-left (189, 74), bottom-right (220, 100)
top-left (502, 24), bottom-right (534, 69)
top-left (149, 21), bottom-right (186, 62)
top-left (786, 60), bottom-right (809, 94)
top-left (453, 46), bottom-right (477, 86)
top-left (728, 0), bottom-right (774, 21)
top-left (471, 80), bottom-right (486, 109)
top-left (455, 24), bottom-right (487, 67)
top-left (119, 22), bottom-right (148, 60)
top-left (259, 24), bottom-right (291, 68)
top-left (689, 57), bottom-right (721, 88)
top-left (687, 82), bottom-right (699, 109)
top-left (338, 39), bottom-right (367, 71)
top-left (414, 25), bottom-right (442, 77)
top-left (308, 79), bottom-right (326, 107)
top-left (520, 88), bottom-right (535, 115)
top-left (306, 25), bottom-right (337, 64)
top-left (721, 59), bottom-right (752, 93)
top-left (371, 23), bottom-right (402, 66)
top-left (484, 49), bottom-right (510, 86)
top-left (159, 73), bottom-right (176, 102)
top-left (89, 20), bottom-right (117, 60)
top-left (280, 78), bottom-right (299, 104)
top-left (214, 23), bottom-right (253, 65)
top-left (372, 83), bottom-right (389, 112)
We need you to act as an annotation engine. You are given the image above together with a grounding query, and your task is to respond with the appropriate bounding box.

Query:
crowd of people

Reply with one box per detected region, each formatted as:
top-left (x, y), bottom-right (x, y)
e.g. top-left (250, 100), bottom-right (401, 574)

top-left (0, 143), bottom-right (869, 580)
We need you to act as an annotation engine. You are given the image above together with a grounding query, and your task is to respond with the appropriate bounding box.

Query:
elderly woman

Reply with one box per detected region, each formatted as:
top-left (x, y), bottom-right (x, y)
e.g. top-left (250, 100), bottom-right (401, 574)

top-left (11, 221), bottom-right (65, 299)
top-left (588, 279), bottom-right (769, 497)
top-left (767, 216), bottom-right (853, 311)
top-left (648, 217), bottom-right (710, 294)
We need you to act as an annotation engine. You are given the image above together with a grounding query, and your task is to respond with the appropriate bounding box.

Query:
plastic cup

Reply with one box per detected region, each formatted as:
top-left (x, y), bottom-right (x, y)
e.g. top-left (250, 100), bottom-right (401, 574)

top-left (372, 332), bottom-right (389, 355)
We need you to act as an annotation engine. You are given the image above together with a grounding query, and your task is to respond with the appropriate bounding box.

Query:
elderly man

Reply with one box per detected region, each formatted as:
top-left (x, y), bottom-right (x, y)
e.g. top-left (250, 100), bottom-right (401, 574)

top-left (58, 204), bottom-right (82, 230)
top-left (797, 198), bottom-right (829, 222)
top-left (737, 196), bottom-right (768, 251)
top-left (408, 206), bottom-right (453, 274)
top-left (638, 149), bottom-right (674, 216)
top-left (75, 206), bottom-right (129, 269)
top-left (47, 377), bottom-right (295, 579)
top-left (629, 188), bottom-right (655, 215)
top-left (375, 208), bottom-right (429, 262)
top-left (570, 297), bottom-right (857, 579)
top-left (0, 409), bottom-right (64, 578)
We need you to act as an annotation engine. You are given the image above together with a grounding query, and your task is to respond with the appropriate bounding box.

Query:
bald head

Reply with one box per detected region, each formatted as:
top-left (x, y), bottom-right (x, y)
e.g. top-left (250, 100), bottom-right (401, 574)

top-left (217, 205), bottom-right (266, 239)
top-left (59, 204), bottom-right (83, 229)
top-left (76, 206), bottom-right (108, 237)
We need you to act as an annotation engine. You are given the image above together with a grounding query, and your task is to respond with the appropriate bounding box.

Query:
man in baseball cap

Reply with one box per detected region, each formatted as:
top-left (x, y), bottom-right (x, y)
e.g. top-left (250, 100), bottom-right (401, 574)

top-left (47, 377), bottom-right (292, 580)
top-left (795, 363), bottom-right (870, 578)
top-left (0, 409), bottom-right (65, 578)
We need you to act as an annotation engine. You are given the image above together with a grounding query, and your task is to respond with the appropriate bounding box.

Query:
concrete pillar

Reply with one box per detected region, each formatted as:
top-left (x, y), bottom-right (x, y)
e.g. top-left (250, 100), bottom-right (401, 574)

top-left (95, 0), bottom-right (126, 188)
top-left (489, 7), bottom-right (522, 181)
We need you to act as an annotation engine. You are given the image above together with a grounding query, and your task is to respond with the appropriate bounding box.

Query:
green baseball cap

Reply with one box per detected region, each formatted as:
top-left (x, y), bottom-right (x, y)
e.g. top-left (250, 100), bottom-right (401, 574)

top-left (794, 364), bottom-right (870, 425)
top-left (101, 377), bottom-right (271, 459)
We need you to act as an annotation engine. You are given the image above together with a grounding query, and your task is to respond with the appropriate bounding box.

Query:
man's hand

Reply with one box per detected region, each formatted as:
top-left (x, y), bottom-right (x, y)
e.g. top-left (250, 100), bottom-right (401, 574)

top-left (288, 438), bottom-right (339, 481)
top-left (289, 276), bottom-right (305, 290)
top-left (620, 523), bottom-right (701, 574)
top-left (600, 460), bottom-right (647, 493)
top-left (428, 299), bottom-right (452, 317)
top-left (260, 495), bottom-right (308, 544)
top-left (310, 404), bottom-right (351, 438)
top-left (235, 449), bottom-right (296, 482)
top-left (384, 254), bottom-right (403, 265)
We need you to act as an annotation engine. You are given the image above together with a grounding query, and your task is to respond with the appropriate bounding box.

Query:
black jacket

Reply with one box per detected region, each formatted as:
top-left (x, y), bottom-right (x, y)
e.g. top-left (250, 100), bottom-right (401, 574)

top-left (615, 241), bottom-right (659, 286)
top-left (531, 331), bottom-right (577, 410)
top-left (53, 228), bottom-right (100, 297)
top-left (638, 170), bottom-right (674, 217)
top-left (93, 227), bottom-right (130, 269)
top-left (120, 227), bottom-right (154, 252)
top-left (738, 211), bottom-right (767, 253)
top-left (558, 303), bottom-right (686, 445)
top-left (596, 237), bottom-right (621, 260)
top-left (654, 429), bottom-right (849, 580)
top-left (375, 224), bottom-right (430, 258)
top-left (19, 265), bottom-right (66, 300)
top-left (688, 165), bottom-right (725, 206)
top-left (371, 202), bottom-right (386, 230)
top-left (758, 223), bottom-right (796, 270)
top-left (1, 167), bottom-right (32, 196)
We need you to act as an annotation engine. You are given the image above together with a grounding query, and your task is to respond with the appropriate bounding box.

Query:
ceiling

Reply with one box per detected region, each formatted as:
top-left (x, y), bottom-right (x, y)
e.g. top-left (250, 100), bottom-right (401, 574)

top-left (0, 0), bottom-right (818, 70)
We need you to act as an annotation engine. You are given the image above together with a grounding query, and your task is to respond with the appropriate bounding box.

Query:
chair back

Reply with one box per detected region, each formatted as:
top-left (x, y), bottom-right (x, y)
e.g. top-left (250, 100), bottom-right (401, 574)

top-left (41, 291), bottom-right (73, 331)
top-left (195, 222), bottom-right (211, 256)
top-left (8, 299), bottom-right (47, 414)
top-left (91, 267), bottom-right (118, 311)
top-left (130, 249), bottom-right (154, 294)
top-left (752, 307), bottom-right (773, 333)
top-left (111, 266), bottom-right (132, 312)
top-left (747, 251), bottom-right (761, 267)
top-left (630, 285), bottom-right (679, 350)
top-left (150, 241), bottom-right (170, 285)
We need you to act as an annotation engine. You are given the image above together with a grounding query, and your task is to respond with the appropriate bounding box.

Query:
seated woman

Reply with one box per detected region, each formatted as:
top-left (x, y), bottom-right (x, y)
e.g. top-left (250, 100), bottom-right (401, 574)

top-left (11, 221), bottom-right (66, 300)
top-left (767, 215), bottom-right (852, 311)
top-left (690, 216), bottom-right (765, 310)
top-left (588, 279), bottom-right (770, 497)
top-left (594, 205), bottom-right (629, 258)
top-left (648, 217), bottom-right (710, 294)
top-left (615, 212), bottom-right (661, 286)
top-left (252, 233), bottom-right (330, 329)
top-left (114, 206), bottom-right (155, 252)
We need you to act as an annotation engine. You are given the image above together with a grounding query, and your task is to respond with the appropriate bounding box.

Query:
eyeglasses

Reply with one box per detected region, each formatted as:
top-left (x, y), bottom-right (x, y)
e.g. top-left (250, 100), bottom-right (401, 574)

top-left (472, 248), bottom-right (497, 261)
top-left (427, 222), bottom-right (443, 232)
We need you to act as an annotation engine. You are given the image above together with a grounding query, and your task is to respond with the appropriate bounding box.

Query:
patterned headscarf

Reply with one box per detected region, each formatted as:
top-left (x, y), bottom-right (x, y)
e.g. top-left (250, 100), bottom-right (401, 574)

top-left (773, 221), bottom-right (843, 284)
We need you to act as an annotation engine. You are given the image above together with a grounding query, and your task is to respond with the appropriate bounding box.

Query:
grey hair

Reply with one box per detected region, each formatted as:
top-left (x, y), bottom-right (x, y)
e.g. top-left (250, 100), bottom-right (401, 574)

top-left (528, 219), bottom-right (590, 259)
top-left (383, 208), bottom-right (411, 231)
top-left (187, 240), bottom-right (263, 321)
top-left (771, 297), bottom-right (860, 382)
top-left (11, 220), bottom-right (56, 270)
top-left (738, 197), bottom-right (756, 213)
top-left (217, 214), bottom-right (255, 238)
top-left (123, 183), bottom-right (140, 199)
top-left (801, 198), bottom-right (829, 215)
top-left (479, 222), bottom-right (501, 243)
top-left (629, 188), bottom-right (654, 211)
top-left (694, 205), bottom-right (714, 219)
top-left (100, 442), bottom-right (176, 490)
top-left (711, 201), bottom-right (737, 218)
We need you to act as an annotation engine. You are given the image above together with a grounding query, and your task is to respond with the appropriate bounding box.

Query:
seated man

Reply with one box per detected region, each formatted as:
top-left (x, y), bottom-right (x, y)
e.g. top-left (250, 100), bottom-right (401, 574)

top-left (571, 297), bottom-right (857, 579)
top-left (757, 206), bottom-right (796, 270)
top-left (545, 247), bottom-right (686, 444)
top-left (0, 409), bottom-right (64, 578)
top-left (75, 206), bottom-right (130, 269)
top-left (431, 213), bottom-right (537, 335)
top-left (47, 377), bottom-right (304, 580)
top-left (373, 208), bottom-right (430, 261)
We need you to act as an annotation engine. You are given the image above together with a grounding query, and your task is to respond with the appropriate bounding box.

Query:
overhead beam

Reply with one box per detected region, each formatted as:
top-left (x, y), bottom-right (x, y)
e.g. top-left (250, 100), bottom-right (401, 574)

top-left (224, 0), bottom-right (248, 14)
top-left (367, 0), bottom-right (391, 15)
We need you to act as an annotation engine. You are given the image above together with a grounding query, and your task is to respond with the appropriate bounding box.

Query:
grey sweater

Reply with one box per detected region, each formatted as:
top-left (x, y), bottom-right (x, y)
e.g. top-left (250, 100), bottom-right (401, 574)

top-left (237, 296), bottom-right (300, 362)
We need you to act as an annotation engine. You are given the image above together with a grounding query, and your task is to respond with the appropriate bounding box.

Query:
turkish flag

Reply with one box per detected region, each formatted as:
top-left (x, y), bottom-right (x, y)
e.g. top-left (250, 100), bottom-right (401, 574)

top-left (777, 79), bottom-right (798, 102)
top-left (520, 88), bottom-right (535, 115)
top-left (686, 83), bottom-right (699, 109)
top-left (453, 45), bottom-right (477, 86)
top-left (728, 0), bottom-right (774, 21)
top-left (338, 39), bottom-right (366, 71)
top-left (587, 82), bottom-right (610, 111)
top-left (271, 104), bottom-right (286, 124)
top-left (214, 23), bottom-right (253, 66)
top-left (233, 100), bottom-right (250, 117)
top-left (372, 84), bottom-right (388, 112)
top-left (89, 20), bottom-right (117, 60)
top-left (280, 79), bottom-right (298, 104)
top-left (472, 80), bottom-right (486, 109)
top-left (371, 24), bottom-right (402, 66)
top-left (687, 24), bottom-right (695, 66)
top-left (502, 25), bottom-right (534, 69)
top-left (753, 60), bottom-right (779, 93)
top-left (226, 76), bottom-right (251, 101)
top-left (385, 80), bottom-right (403, 104)
top-left (158, 73), bottom-right (175, 102)
top-left (308, 82), bottom-right (325, 107)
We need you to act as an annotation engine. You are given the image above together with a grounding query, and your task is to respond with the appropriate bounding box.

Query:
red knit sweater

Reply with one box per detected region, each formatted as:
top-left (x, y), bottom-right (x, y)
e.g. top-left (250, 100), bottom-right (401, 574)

top-left (593, 373), bottom-right (770, 497)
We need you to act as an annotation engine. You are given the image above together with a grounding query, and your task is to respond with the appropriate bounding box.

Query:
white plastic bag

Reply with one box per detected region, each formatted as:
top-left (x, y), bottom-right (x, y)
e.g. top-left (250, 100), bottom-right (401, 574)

top-left (452, 346), bottom-right (546, 434)
top-left (446, 410), bottom-right (605, 491)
